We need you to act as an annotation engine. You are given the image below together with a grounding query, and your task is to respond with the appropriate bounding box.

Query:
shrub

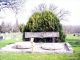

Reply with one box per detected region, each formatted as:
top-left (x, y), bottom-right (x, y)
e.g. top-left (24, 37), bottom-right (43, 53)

top-left (23, 10), bottom-right (65, 42)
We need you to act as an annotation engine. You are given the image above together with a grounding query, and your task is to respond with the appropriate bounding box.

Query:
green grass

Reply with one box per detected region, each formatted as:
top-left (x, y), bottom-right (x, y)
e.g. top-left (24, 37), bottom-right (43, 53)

top-left (0, 34), bottom-right (80, 60)
top-left (0, 39), bottom-right (20, 48)
top-left (0, 53), bottom-right (80, 60)
top-left (66, 34), bottom-right (80, 40)
top-left (66, 34), bottom-right (80, 47)
top-left (0, 38), bottom-right (22, 48)
top-left (0, 33), bottom-right (22, 48)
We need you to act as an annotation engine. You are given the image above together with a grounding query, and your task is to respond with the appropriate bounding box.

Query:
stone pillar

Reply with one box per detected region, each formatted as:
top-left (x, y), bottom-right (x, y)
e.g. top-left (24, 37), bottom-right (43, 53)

top-left (30, 38), bottom-right (34, 53)
top-left (52, 38), bottom-right (55, 42)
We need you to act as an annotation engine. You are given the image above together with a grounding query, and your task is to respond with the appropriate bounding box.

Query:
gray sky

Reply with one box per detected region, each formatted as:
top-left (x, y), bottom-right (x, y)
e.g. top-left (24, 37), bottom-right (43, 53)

top-left (0, 0), bottom-right (80, 25)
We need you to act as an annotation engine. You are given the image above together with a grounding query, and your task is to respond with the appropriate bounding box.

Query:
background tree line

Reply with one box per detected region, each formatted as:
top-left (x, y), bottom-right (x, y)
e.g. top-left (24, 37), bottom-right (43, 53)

top-left (0, 21), bottom-right (24, 33)
top-left (63, 25), bottom-right (80, 34)
top-left (0, 22), bottom-right (80, 34)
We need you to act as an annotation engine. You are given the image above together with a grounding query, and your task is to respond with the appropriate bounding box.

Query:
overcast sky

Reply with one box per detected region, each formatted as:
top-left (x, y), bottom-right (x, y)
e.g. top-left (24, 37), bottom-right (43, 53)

top-left (0, 0), bottom-right (80, 26)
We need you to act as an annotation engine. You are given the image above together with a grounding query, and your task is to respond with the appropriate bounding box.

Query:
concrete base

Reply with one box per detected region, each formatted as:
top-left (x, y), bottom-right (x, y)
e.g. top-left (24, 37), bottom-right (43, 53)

top-left (0, 42), bottom-right (73, 54)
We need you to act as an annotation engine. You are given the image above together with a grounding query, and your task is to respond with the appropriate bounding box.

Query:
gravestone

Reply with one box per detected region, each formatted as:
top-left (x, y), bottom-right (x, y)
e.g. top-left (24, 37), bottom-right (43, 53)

top-left (0, 36), bottom-right (3, 40)
top-left (24, 32), bottom-right (59, 42)
top-left (24, 32), bottom-right (59, 53)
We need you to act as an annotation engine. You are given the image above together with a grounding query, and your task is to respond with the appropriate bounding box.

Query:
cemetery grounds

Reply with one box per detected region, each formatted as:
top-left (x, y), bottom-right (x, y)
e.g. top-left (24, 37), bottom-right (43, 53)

top-left (0, 33), bottom-right (80, 60)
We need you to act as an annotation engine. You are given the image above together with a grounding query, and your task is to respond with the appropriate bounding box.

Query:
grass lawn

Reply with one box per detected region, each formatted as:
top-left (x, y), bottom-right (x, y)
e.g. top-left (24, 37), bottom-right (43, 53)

top-left (0, 33), bottom-right (22, 48)
top-left (65, 34), bottom-right (80, 53)
top-left (0, 38), bottom-right (22, 48)
top-left (0, 34), bottom-right (80, 60)
top-left (0, 52), bottom-right (80, 60)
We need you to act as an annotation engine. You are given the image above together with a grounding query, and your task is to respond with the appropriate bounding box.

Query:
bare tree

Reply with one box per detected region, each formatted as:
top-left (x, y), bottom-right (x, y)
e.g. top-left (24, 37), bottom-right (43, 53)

top-left (56, 9), bottom-right (69, 20)
top-left (0, 0), bottom-right (26, 24)
top-left (12, 20), bottom-right (20, 32)
top-left (0, 0), bottom-right (25, 13)
top-left (0, 0), bottom-right (26, 33)
top-left (33, 3), bottom-right (69, 21)
top-left (0, 21), bottom-right (5, 33)
top-left (0, 21), bottom-right (12, 33)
